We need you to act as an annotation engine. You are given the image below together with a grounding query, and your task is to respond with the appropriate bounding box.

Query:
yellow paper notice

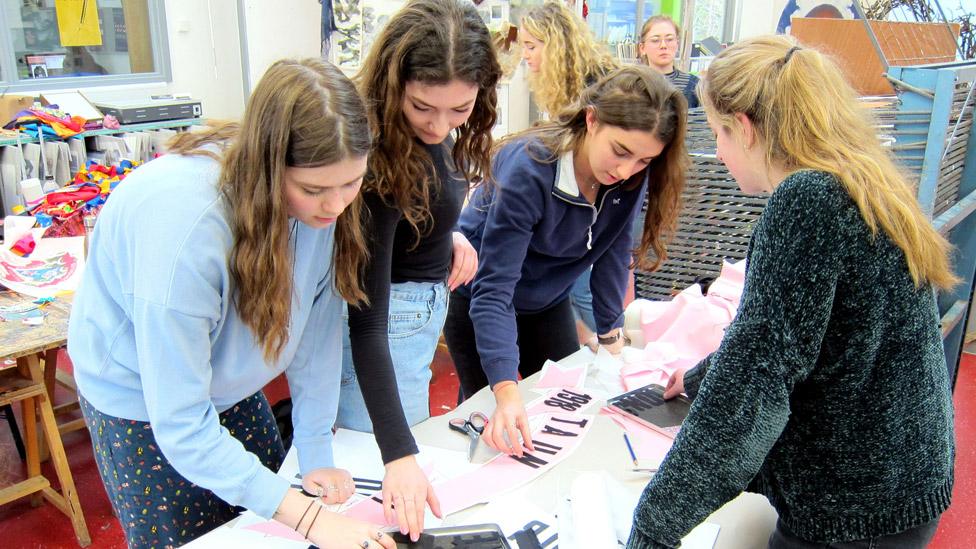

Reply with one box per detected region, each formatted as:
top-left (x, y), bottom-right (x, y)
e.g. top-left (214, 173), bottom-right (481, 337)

top-left (55, 0), bottom-right (103, 47)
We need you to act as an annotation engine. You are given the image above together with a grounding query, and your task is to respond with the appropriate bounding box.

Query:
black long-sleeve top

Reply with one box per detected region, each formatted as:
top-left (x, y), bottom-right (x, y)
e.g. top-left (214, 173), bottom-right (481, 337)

top-left (348, 140), bottom-right (468, 463)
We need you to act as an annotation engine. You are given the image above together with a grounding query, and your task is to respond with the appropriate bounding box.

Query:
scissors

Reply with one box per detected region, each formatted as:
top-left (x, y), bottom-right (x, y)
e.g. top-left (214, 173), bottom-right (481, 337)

top-left (448, 411), bottom-right (488, 462)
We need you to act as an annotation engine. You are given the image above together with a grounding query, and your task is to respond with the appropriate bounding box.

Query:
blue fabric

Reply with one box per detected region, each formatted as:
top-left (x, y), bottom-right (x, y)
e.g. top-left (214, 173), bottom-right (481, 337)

top-left (68, 152), bottom-right (342, 519)
top-left (337, 281), bottom-right (449, 432)
top-left (569, 268), bottom-right (596, 332)
top-left (80, 392), bottom-right (285, 548)
top-left (455, 138), bottom-right (646, 386)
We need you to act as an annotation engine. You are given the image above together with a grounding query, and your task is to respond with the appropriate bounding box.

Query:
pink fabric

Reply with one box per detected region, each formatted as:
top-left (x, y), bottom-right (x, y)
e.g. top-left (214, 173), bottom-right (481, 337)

top-left (433, 412), bottom-right (594, 515)
top-left (534, 361), bottom-right (587, 390)
top-left (344, 412), bottom-right (594, 520)
top-left (622, 260), bottom-right (745, 391)
top-left (600, 407), bottom-right (674, 464)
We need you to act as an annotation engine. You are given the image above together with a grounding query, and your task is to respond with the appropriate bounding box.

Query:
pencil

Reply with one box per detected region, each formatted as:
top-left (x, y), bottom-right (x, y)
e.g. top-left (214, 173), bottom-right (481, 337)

top-left (623, 433), bottom-right (638, 467)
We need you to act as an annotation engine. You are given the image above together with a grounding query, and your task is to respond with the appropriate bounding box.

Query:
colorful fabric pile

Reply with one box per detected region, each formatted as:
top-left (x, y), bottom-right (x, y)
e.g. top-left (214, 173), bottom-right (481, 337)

top-left (26, 159), bottom-right (141, 238)
top-left (4, 105), bottom-right (88, 138)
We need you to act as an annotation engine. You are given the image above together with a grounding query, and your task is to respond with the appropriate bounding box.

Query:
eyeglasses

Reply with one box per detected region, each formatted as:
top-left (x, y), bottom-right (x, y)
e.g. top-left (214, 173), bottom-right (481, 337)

top-left (643, 36), bottom-right (678, 47)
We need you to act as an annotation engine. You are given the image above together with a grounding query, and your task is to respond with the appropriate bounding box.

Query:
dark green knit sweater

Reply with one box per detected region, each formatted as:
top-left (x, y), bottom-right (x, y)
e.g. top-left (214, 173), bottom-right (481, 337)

top-left (627, 170), bottom-right (955, 548)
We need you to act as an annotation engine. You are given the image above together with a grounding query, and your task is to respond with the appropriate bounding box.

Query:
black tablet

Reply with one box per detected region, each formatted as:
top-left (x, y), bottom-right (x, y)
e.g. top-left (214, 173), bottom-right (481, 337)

top-left (391, 523), bottom-right (511, 549)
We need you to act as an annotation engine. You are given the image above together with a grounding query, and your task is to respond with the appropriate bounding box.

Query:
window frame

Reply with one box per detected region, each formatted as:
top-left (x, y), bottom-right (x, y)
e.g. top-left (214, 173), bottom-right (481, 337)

top-left (0, 0), bottom-right (171, 92)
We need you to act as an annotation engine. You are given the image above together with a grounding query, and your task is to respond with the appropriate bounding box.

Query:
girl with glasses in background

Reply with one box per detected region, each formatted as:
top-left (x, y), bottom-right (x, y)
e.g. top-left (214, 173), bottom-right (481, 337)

top-left (638, 15), bottom-right (699, 109)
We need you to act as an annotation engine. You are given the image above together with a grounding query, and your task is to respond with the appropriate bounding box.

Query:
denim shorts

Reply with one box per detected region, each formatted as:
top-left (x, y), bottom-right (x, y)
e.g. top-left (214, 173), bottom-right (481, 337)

top-left (336, 280), bottom-right (449, 432)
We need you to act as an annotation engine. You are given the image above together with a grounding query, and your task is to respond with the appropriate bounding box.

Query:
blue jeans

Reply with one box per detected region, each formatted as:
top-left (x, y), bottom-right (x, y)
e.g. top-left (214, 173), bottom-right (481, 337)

top-left (570, 268), bottom-right (596, 332)
top-left (337, 281), bottom-right (449, 432)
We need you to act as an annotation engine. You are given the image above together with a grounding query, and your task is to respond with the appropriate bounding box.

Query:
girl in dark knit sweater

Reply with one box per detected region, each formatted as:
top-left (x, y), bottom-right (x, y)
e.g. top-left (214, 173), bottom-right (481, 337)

top-left (628, 36), bottom-right (957, 548)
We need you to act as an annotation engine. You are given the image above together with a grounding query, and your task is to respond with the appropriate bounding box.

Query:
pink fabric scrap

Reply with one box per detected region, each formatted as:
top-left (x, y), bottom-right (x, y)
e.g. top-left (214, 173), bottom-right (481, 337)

top-left (621, 260), bottom-right (745, 391)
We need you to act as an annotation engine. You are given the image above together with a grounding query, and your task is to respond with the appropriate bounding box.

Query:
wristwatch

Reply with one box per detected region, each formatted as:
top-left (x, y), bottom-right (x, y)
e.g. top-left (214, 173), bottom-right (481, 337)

top-left (597, 331), bottom-right (622, 345)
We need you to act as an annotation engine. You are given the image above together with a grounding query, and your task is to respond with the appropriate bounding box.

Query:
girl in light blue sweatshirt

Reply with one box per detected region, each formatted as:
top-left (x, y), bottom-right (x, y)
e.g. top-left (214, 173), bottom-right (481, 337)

top-left (68, 59), bottom-right (395, 549)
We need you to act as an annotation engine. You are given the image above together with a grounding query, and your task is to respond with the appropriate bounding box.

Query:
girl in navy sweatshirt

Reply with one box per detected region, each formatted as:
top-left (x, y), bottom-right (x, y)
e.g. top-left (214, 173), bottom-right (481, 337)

top-left (444, 65), bottom-right (688, 455)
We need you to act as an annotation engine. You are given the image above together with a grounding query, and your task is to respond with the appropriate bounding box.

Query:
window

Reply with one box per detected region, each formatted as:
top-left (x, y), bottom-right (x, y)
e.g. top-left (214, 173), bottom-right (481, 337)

top-left (0, 0), bottom-right (170, 91)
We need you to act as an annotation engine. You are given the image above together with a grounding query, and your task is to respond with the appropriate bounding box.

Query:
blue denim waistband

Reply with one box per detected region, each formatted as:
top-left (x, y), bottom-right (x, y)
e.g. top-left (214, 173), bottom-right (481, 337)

top-left (389, 280), bottom-right (448, 302)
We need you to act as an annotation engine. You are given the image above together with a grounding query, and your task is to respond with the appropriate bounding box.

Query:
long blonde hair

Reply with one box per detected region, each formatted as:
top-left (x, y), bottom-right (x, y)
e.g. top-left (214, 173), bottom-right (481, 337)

top-left (168, 58), bottom-right (372, 362)
top-left (521, 2), bottom-right (618, 115)
top-left (356, 0), bottom-right (500, 245)
top-left (499, 65), bottom-right (688, 271)
top-left (699, 35), bottom-right (957, 289)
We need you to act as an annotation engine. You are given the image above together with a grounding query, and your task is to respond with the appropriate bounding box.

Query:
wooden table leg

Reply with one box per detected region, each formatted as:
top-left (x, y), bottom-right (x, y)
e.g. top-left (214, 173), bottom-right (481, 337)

top-left (42, 348), bottom-right (58, 402)
top-left (20, 391), bottom-right (42, 508)
top-left (23, 351), bottom-right (92, 546)
top-left (18, 355), bottom-right (50, 462)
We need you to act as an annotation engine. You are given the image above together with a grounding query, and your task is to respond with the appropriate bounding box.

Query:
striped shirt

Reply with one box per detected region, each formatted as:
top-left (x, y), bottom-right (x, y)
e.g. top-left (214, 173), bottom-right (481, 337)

top-left (665, 68), bottom-right (700, 109)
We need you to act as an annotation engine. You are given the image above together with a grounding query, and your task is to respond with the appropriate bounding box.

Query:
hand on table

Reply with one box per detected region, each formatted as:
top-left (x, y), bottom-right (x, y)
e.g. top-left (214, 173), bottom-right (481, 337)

top-left (484, 381), bottom-right (534, 457)
top-left (584, 334), bottom-right (599, 353)
top-left (663, 368), bottom-right (686, 399)
top-left (447, 232), bottom-right (478, 291)
top-left (599, 329), bottom-right (626, 355)
top-left (276, 489), bottom-right (395, 549)
top-left (302, 467), bottom-right (355, 504)
top-left (382, 454), bottom-right (442, 542)
top-left (311, 511), bottom-right (396, 549)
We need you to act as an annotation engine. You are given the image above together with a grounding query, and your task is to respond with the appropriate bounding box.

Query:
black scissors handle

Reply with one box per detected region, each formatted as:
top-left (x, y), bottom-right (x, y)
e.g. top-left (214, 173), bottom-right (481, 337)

top-left (448, 418), bottom-right (470, 435)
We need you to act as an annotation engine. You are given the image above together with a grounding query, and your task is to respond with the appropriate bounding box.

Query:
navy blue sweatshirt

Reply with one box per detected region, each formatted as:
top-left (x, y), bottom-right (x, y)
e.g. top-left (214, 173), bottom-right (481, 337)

top-left (456, 138), bottom-right (647, 387)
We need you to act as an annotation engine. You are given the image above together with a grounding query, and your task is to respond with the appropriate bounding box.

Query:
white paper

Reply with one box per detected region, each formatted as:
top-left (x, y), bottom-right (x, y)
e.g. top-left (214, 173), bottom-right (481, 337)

top-left (0, 235), bottom-right (86, 298)
top-left (466, 497), bottom-right (560, 549)
top-left (3, 215), bottom-right (40, 246)
top-left (570, 472), bottom-right (617, 548)
top-left (1, 146), bottom-right (27, 215)
top-left (556, 471), bottom-right (720, 548)
top-left (584, 345), bottom-right (627, 399)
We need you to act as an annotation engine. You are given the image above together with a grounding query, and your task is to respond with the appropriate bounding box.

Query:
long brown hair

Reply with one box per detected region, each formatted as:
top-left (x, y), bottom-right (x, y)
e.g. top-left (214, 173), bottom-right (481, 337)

top-left (168, 58), bottom-right (372, 362)
top-left (498, 65), bottom-right (688, 271)
top-left (699, 35), bottom-right (958, 289)
top-left (356, 0), bottom-right (501, 243)
top-left (521, 1), bottom-right (618, 115)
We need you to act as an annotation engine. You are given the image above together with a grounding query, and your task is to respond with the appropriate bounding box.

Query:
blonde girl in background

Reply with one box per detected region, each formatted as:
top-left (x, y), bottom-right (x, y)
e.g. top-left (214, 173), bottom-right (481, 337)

top-left (520, 1), bottom-right (618, 116)
top-left (519, 0), bottom-right (619, 347)
top-left (628, 36), bottom-right (955, 548)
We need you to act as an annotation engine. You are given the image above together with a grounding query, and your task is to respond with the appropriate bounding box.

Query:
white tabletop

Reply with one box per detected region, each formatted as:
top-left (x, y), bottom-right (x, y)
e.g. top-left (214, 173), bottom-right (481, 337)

top-left (189, 348), bottom-right (777, 548)
top-left (413, 349), bottom-right (777, 548)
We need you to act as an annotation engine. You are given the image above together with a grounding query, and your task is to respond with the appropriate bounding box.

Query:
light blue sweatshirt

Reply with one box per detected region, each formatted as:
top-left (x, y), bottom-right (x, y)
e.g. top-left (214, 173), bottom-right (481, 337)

top-left (68, 152), bottom-right (342, 519)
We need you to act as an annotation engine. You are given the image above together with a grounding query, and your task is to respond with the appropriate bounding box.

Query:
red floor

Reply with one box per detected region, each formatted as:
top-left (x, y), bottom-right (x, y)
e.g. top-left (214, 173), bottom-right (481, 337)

top-left (0, 347), bottom-right (972, 548)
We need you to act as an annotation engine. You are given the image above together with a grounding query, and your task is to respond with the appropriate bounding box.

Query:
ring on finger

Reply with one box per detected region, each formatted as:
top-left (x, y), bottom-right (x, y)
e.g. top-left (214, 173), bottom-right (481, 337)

top-left (360, 540), bottom-right (370, 549)
top-left (374, 531), bottom-right (385, 542)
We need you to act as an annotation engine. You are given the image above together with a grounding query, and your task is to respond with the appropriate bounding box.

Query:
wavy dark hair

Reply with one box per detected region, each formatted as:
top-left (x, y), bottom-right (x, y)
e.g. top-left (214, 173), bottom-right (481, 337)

top-left (168, 58), bottom-right (372, 362)
top-left (356, 0), bottom-right (501, 243)
top-left (498, 65), bottom-right (688, 271)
